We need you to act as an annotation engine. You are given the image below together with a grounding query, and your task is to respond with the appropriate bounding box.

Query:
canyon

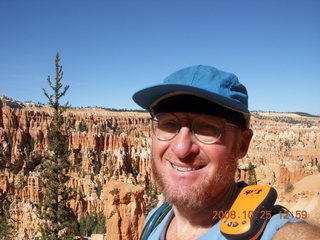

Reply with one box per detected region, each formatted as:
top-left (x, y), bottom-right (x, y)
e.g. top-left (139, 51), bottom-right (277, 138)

top-left (0, 95), bottom-right (319, 239)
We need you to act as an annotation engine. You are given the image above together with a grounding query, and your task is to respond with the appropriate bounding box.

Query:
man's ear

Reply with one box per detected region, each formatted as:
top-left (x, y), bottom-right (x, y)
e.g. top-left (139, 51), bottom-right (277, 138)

top-left (238, 129), bottom-right (253, 158)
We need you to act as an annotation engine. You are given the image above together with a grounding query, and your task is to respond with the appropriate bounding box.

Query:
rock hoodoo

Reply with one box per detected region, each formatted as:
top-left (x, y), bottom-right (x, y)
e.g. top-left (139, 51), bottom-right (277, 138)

top-left (0, 96), bottom-right (319, 239)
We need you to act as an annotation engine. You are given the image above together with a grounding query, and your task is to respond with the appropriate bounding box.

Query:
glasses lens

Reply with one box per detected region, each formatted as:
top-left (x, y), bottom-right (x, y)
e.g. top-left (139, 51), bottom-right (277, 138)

top-left (152, 113), bottom-right (179, 140)
top-left (193, 117), bottom-right (222, 144)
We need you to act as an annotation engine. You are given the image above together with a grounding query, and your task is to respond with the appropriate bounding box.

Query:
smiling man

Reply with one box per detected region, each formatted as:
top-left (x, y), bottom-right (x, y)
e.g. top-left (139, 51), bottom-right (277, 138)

top-left (133, 65), bottom-right (320, 240)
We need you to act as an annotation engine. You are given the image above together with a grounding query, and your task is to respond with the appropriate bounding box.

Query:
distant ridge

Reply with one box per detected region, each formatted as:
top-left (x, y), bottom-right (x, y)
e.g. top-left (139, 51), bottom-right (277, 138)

top-left (292, 112), bottom-right (320, 118)
top-left (0, 95), bottom-right (317, 116)
top-left (251, 110), bottom-right (320, 118)
top-left (0, 94), bottom-right (146, 112)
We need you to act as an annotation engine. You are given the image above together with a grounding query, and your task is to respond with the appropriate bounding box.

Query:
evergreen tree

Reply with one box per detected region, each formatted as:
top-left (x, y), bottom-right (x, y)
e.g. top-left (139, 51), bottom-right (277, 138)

top-left (248, 162), bottom-right (257, 185)
top-left (79, 212), bottom-right (106, 237)
top-left (0, 112), bottom-right (12, 170)
top-left (0, 193), bottom-right (14, 240)
top-left (38, 53), bottom-right (77, 240)
top-left (0, 114), bottom-right (14, 239)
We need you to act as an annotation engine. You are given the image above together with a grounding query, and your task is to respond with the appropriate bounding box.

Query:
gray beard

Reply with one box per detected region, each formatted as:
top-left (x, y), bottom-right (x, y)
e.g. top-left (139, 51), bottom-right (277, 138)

top-left (152, 156), bottom-right (238, 211)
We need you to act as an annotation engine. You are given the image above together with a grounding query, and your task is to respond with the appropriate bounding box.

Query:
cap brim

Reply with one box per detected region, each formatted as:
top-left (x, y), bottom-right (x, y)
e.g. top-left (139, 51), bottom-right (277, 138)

top-left (133, 84), bottom-right (250, 116)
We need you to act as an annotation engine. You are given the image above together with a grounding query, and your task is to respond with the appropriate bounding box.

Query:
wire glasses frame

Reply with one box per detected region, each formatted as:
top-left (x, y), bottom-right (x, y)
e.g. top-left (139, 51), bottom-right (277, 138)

top-left (151, 112), bottom-right (238, 144)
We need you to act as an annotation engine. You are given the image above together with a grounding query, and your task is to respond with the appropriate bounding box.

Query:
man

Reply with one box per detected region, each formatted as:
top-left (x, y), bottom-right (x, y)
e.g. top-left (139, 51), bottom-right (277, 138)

top-left (132, 65), bottom-right (320, 239)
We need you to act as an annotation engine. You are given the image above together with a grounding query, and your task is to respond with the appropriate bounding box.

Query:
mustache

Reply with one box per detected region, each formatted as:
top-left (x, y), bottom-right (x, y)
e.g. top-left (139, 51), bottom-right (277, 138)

top-left (163, 152), bottom-right (208, 165)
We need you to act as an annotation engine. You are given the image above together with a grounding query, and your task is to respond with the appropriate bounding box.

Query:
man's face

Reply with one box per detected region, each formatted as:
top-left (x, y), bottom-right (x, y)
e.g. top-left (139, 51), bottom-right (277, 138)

top-left (151, 112), bottom-right (249, 210)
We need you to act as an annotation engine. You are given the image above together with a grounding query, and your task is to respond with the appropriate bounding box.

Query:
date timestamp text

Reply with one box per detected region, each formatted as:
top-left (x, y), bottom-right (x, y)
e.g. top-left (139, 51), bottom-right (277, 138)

top-left (212, 210), bottom-right (308, 220)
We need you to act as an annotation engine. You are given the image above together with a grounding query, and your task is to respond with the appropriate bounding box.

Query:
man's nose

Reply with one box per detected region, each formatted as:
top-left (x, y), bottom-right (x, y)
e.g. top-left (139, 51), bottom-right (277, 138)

top-left (170, 126), bottom-right (200, 159)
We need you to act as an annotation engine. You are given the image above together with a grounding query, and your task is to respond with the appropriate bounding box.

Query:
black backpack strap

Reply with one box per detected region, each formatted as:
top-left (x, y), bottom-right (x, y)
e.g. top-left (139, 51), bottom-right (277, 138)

top-left (271, 204), bottom-right (293, 217)
top-left (140, 202), bottom-right (172, 240)
top-left (256, 204), bottom-right (293, 240)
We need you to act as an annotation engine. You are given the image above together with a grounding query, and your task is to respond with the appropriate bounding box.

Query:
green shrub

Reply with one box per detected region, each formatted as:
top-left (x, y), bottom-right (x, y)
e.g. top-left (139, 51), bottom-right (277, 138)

top-left (109, 188), bottom-right (119, 196)
top-left (285, 183), bottom-right (294, 193)
top-left (79, 212), bottom-right (106, 237)
top-left (78, 121), bottom-right (88, 132)
top-left (95, 179), bottom-right (102, 198)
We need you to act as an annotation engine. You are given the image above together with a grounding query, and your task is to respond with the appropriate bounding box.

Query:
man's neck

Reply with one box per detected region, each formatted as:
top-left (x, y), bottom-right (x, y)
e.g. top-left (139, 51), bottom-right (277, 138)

top-left (166, 182), bottom-right (239, 240)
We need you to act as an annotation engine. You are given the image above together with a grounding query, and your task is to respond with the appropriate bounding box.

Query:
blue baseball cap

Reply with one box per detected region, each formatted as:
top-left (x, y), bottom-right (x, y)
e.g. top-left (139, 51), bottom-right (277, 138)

top-left (132, 65), bottom-right (250, 128)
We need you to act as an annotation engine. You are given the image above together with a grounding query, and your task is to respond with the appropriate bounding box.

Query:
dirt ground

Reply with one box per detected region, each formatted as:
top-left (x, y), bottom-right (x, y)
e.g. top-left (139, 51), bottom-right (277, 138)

top-left (278, 174), bottom-right (320, 228)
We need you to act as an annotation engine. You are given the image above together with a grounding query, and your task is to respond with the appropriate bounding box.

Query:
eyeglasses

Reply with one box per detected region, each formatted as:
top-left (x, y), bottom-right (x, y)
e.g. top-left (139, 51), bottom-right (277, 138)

top-left (151, 113), bottom-right (238, 144)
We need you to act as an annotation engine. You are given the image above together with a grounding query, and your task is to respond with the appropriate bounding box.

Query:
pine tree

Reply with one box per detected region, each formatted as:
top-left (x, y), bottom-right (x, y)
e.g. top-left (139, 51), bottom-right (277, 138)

top-left (0, 114), bottom-right (15, 239)
top-left (0, 193), bottom-right (14, 240)
top-left (248, 162), bottom-right (257, 185)
top-left (38, 53), bottom-right (77, 240)
top-left (0, 112), bottom-right (13, 169)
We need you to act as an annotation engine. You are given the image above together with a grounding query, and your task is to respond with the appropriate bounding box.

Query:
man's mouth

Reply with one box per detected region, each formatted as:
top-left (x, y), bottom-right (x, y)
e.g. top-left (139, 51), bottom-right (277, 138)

top-left (170, 162), bottom-right (205, 172)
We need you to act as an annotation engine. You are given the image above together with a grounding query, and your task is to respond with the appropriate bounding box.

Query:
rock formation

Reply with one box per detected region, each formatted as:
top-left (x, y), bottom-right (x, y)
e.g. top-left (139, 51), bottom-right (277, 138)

top-left (103, 180), bottom-right (145, 240)
top-left (239, 112), bottom-right (320, 191)
top-left (0, 96), bottom-right (319, 239)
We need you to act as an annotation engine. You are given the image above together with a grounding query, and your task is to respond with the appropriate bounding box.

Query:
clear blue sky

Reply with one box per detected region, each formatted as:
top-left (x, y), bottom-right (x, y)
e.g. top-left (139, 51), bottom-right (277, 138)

top-left (1, 0), bottom-right (319, 115)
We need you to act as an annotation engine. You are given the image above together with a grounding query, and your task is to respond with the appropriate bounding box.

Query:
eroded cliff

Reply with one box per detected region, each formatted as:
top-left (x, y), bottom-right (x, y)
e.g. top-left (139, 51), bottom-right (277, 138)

top-left (0, 96), bottom-right (319, 239)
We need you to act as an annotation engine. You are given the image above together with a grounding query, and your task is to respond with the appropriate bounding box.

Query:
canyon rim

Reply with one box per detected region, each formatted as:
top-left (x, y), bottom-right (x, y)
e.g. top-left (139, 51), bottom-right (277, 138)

top-left (0, 95), bottom-right (319, 239)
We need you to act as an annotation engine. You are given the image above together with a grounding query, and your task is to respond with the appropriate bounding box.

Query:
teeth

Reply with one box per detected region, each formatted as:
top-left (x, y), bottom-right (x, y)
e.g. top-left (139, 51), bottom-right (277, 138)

top-left (171, 163), bottom-right (201, 172)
